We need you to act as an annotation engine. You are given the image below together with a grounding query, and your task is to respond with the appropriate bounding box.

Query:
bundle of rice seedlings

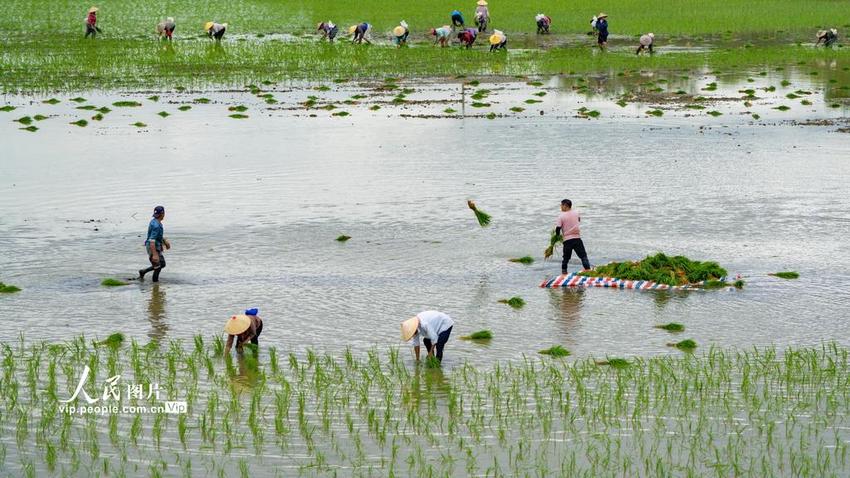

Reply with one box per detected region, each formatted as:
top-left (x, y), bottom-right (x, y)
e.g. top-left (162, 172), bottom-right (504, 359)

top-left (335, 235), bottom-right (351, 242)
top-left (655, 322), bottom-right (685, 332)
top-left (596, 357), bottom-right (630, 368)
top-left (467, 200), bottom-right (491, 227)
top-left (543, 231), bottom-right (563, 259)
top-left (508, 256), bottom-right (534, 264)
top-left (0, 282), bottom-right (22, 293)
top-left (498, 296), bottom-right (525, 309)
top-left (95, 333), bottom-right (125, 348)
top-left (668, 339), bottom-right (697, 351)
top-left (579, 252), bottom-right (727, 286)
top-left (460, 330), bottom-right (493, 340)
top-left (770, 271), bottom-right (799, 279)
top-left (101, 278), bottom-right (129, 287)
top-left (538, 345), bottom-right (570, 357)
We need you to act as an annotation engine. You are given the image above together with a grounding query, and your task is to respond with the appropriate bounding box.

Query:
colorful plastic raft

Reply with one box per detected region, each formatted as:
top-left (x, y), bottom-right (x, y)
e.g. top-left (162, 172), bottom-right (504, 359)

top-left (540, 273), bottom-right (725, 290)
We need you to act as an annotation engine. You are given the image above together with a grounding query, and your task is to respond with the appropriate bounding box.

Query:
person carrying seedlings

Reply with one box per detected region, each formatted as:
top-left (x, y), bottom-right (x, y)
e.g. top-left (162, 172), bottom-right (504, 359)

top-left (555, 199), bottom-right (591, 275)
top-left (401, 310), bottom-right (454, 364)
top-left (139, 206), bottom-right (170, 282)
top-left (594, 13), bottom-right (609, 48)
top-left (474, 0), bottom-right (489, 33)
top-left (393, 21), bottom-right (410, 47)
top-left (451, 10), bottom-right (465, 30)
top-left (816, 29), bottom-right (838, 47)
top-left (205, 21), bottom-right (227, 41)
top-left (317, 21), bottom-right (339, 42)
top-left (458, 27), bottom-right (477, 49)
top-left (535, 14), bottom-right (552, 34)
top-left (350, 22), bottom-right (372, 44)
top-left (489, 29), bottom-right (507, 51)
top-left (156, 17), bottom-right (176, 41)
top-left (224, 308), bottom-right (263, 355)
top-left (636, 32), bottom-right (654, 54)
top-left (431, 25), bottom-right (453, 47)
top-left (84, 6), bottom-right (100, 39)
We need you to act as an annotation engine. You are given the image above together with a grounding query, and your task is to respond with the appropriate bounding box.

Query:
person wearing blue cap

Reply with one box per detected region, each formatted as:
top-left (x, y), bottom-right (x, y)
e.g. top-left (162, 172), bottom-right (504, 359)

top-left (139, 206), bottom-right (170, 282)
top-left (224, 308), bottom-right (263, 355)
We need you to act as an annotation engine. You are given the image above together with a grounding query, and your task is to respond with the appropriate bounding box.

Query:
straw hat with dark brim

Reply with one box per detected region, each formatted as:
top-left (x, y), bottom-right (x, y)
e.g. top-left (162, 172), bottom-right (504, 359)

top-left (597, 13), bottom-right (608, 19)
top-left (401, 316), bottom-right (419, 341)
top-left (477, 0), bottom-right (488, 5)
top-left (225, 314), bottom-right (251, 335)
top-left (348, 25), bottom-right (358, 34)
top-left (393, 26), bottom-right (406, 37)
top-left (89, 6), bottom-right (99, 13)
top-left (489, 34), bottom-right (502, 45)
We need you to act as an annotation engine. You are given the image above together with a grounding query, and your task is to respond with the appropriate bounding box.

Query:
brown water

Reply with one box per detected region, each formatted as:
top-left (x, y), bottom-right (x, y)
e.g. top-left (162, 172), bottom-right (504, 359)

top-left (1, 71), bottom-right (849, 368)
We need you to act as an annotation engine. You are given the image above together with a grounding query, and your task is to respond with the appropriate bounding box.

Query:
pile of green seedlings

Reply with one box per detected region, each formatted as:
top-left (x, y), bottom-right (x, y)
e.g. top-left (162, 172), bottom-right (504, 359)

top-left (579, 252), bottom-right (730, 286)
top-left (0, 335), bottom-right (849, 477)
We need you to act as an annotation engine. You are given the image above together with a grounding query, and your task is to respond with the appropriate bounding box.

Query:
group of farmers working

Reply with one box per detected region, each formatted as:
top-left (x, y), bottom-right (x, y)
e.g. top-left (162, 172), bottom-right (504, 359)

top-left (141, 198), bottom-right (591, 365)
top-left (82, 5), bottom-right (840, 53)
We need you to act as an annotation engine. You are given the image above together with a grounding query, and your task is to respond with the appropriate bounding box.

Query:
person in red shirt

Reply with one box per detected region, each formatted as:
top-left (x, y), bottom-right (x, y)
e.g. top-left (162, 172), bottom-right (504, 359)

top-left (555, 199), bottom-right (591, 274)
top-left (85, 7), bottom-right (100, 39)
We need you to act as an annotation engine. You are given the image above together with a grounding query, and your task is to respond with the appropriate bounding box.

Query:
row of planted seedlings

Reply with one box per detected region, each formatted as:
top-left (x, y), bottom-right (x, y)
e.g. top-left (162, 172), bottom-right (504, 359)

top-left (0, 335), bottom-right (849, 477)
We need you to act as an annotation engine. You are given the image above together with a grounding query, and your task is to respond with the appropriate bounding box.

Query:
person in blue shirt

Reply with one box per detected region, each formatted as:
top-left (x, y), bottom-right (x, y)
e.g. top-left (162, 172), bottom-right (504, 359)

top-left (451, 10), bottom-right (465, 30)
top-left (139, 205), bottom-right (170, 282)
top-left (595, 13), bottom-right (609, 48)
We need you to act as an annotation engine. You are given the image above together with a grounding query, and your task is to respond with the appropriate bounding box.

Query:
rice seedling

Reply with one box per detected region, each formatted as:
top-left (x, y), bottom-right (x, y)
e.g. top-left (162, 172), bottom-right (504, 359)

top-left (157, 111), bottom-right (170, 117)
top-left (95, 333), bottom-right (125, 348)
top-left (69, 97), bottom-right (86, 103)
top-left (0, 282), bottom-right (21, 293)
top-left (424, 356), bottom-right (441, 368)
top-left (579, 252), bottom-right (727, 286)
top-left (466, 200), bottom-right (491, 227)
top-left (42, 99), bottom-right (60, 105)
top-left (707, 110), bottom-right (723, 116)
top-left (774, 105), bottom-right (790, 111)
top-left (669, 339), bottom-right (698, 351)
top-left (178, 105), bottom-right (192, 111)
top-left (101, 278), bottom-right (128, 286)
top-left (132, 122), bottom-right (147, 127)
top-left (498, 296), bottom-right (525, 309)
top-left (335, 235), bottom-right (351, 242)
top-left (228, 105), bottom-right (248, 112)
top-left (112, 101), bottom-right (142, 107)
top-left (229, 114), bottom-right (249, 119)
top-left (75, 105), bottom-right (97, 110)
top-left (33, 114), bottom-right (47, 121)
top-left (70, 119), bottom-right (88, 127)
top-left (444, 108), bottom-right (457, 113)
top-left (596, 357), bottom-right (630, 368)
top-left (509, 106), bottom-right (524, 112)
top-left (332, 111), bottom-right (349, 117)
top-left (770, 271), bottom-right (800, 279)
top-left (538, 345), bottom-right (570, 357)
top-left (19, 125), bottom-right (38, 132)
top-left (655, 322), bottom-right (685, 332)
top-left (0, 105), bottom-right (15, 112)
top-left (91, 113), bottom-right (104, 121)
top-left (646, 109), bottom-right (664, 116)
top-left (509, 256), bottom-right (534, 264)
top-left (460, 330), bottom-right (493, 341)
top-left (15, 116), bottom-right (32, 125)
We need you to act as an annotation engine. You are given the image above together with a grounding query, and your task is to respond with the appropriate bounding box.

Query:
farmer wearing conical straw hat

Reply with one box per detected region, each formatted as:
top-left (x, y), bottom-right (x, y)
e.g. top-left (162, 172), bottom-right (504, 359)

top-left (489, 29), bottom-right (507, 51)
top-left (84, 6), bottom-right (100, 39)
top-left (350, 22), bottom-right (372, 44)
top-left (636, 32), bottom-right (655, 55)
top-left (156, 17), bottom-right (176, 41)
top-left (206, 21), bottom-right (227, 41)
top-left (317, 21), bottom-right (339, 42)
top-left (224, 309), bottom-right (263, 355)
top-left (401, 311), bottom-right (455, 363)
top-left (393, 20), bottom-right (410, 47)
top-left (816, 28), bottom-right (838, 47)
top-left (535, 13), bottom-right (552, 34)
top-left (474, 0), bottom-right (489, 33)
top-left (594, 13), bottom-right (609, 48)
top-left (430, 25), bottom-right (452, 47)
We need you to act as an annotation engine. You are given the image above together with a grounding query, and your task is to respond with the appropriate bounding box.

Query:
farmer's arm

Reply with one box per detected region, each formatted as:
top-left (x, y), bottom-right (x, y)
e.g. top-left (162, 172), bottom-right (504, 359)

top-left (414, 345), bottom-right (421, 360)
top-left (224, 335), bottom-right (233, 355)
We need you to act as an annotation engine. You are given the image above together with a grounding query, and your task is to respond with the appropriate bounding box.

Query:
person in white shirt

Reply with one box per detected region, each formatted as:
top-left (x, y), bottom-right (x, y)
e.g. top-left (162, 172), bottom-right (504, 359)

top-left (401, 311), bottom-right (455, 363)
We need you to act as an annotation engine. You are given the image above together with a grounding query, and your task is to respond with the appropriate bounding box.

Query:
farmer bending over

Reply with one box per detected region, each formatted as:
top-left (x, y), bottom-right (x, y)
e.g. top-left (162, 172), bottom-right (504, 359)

top-left (536, 14), bottom-right (552, 34)
top-left (489, 30), bottom-right (507, 51)
top-left (636, 33), bottom-right (654, 54)
top-left (318, 21), bottom-right (339, 42)
top-left (393, 21), bottom-right (410, 47)
top-left (555, 199), bottom-right (591, 275)
top-left (206, 22), bottom-right (227, 41)
top-left (816, 29), bottom-right (838, 47)
top-left (224, 309), bottom-right (263, 355)
top-left (401, 311), bottom-right (454, 363)
top-left (156, 17), bottom-right (176, 41)
top-left (350, 23), bottom-right (372, 44)
top-left (451, 10), bottom-right (465, 29)
top-left (431, 25), bottom-right (452, 47)
top-left (458, 28), bottom-right (477, 48)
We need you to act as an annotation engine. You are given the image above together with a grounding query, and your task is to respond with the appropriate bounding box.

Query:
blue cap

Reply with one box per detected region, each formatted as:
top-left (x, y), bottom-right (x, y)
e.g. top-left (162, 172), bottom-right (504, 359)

top-left (153, 205), bottom-right (165, 217)
top-left (245, 308), bottom-right (258, 316)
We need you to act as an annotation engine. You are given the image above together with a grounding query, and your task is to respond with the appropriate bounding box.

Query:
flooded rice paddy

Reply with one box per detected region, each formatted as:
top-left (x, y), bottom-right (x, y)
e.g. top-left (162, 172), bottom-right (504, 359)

top-left (2, 65), bottom-right (850, 475)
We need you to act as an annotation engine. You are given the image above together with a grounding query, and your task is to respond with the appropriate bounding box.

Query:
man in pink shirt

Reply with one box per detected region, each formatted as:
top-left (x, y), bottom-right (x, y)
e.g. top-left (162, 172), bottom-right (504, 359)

top-left (555, 199), bottom-right (591, 274)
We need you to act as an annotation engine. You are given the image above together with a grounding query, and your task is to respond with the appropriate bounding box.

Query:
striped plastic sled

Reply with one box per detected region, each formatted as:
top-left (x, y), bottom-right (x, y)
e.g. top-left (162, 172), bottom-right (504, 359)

top-left (539, 273), bottom-right (726, 291)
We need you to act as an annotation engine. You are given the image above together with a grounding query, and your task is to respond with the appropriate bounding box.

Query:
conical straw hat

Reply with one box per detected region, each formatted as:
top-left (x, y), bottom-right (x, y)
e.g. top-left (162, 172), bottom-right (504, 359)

top-left (393, 26), bottom-right (406, 36)
top-left (89, 6), bottom-right (99, 13)
top-left (401, 316), bottom-right (419, 341)
top-left (205, 21), bottom-right (214, 31)
top-left (225, 314), bottom-right (251, 335)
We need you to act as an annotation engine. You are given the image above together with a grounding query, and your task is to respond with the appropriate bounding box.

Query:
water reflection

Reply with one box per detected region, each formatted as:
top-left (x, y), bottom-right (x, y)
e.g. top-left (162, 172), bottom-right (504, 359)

top-left (548, 288), bottom-right (584, 336)
top-left (402, 364), bottom-right (451, 409)
top-left (226, 353), bottom-right (261, 393)
top-left (146, 284), bottom-right (168, 343)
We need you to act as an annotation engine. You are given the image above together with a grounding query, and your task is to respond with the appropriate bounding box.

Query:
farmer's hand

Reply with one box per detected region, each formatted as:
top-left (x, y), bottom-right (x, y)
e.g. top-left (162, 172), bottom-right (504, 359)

top-left (151, 254), bottom-right (160, 266)
top-left (164, 239), bottom-right (171, 250)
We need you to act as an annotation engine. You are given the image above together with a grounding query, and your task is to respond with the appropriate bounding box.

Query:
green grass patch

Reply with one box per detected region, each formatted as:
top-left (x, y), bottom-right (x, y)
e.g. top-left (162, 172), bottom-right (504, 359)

top-left (509, 256), bottom-right (534, 265)
top-left (1, 105), bottom-right (16, 112)
top-left (15, 116), bottom-right (32, 125)
top-left (596, 358), bottom-right (630, 369)
top-left (157, 111), bottom-right (170, 117)
top-left (178, 105), bottom-right (192, 111)
top-left (656, 322), bottom-right (685, 332)
top-left (101, 278), bottom-right (129, 287)
top-left (770, 271), bottom-right (800, 279)
top-left (131, 122), bottom-right (147, 127)
top-left (498, 296), bottom-right (525, 309)
top-left (538, 345), bottom-right (570, 357)
top-left (707, 110), bottom-right (723, 116)
top-left (646, 109), bottom-right (664, 117)
top-left (579, 252), bottom-right (727, 286)
top-left (95, 333), bottom-right (125, 348)
top-left (509, 106), bottom-right (525, 112)
top-left (460, 330), bottom-right (494, 341)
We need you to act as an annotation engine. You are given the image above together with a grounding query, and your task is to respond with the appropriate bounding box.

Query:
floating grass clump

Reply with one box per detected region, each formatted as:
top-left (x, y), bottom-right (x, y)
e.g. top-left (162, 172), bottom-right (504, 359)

top-left (228, 105), bottom-right (248, 112)
top-left (229, 114), bottom-right (249, 119)
top-left (157, 111), bottom-right (170, 117)
top-left (15, 116), bottom-right (32, 125)
top-left (707, 110), bottom-right (723, 116)
top-left (466, 200), bottom-right (491, 227)
top-left (20, 125), bottom-right (38, 132)
top-left (443, 108), bottom-right (457, 114)
top-left (460, 330), bottom-right (493, 340)
top-left (33, 114), bottom-right (47, 121)
top-left (579, 252), bottom-right (727, 286)
top-left (669, 339), bottom-right (698, 351)
top-left (656, 322), bottom-right (685, 332)
top-left (101, 278), bottom-right (129, 287)
top-left (509, 106), bottom-right (524, 112)
top-left (335, 235), bottom-right (351, 242)
top-left (95, 333), bottom-right (125, 348)
top-left (42, 98), bottom-right (60, 104)
top-left (70, 119), bottom-right (88, 127)
top-left (646, 109), bottom-right (664, 117)
top-left (0, 282), bottom-right (21, 293)
top-left (132, 122), bottom-right (147, 127)
top-left (113, 101), bottom-right (142, 107)
top-left (596, 358), bottom-right (630, 369)
top-left (509, 256), bottom-right (534, 264)
top-left (770, 271), bottom-right (799, 279)
top-left (0, 105), bottom-right (16, 112)
top-left (498, 296), bottom-right (525, 309)
top-left (538, 345), bottom-right (570, 357)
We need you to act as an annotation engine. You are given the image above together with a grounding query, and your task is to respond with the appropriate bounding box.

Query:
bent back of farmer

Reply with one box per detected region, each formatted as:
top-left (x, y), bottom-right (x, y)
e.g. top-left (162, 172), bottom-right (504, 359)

top-left (401, 310), bottom-right (455, 363)
top-left (224, 309), bottom-right (263, 355)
